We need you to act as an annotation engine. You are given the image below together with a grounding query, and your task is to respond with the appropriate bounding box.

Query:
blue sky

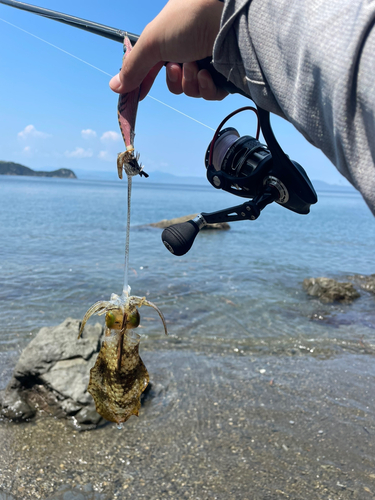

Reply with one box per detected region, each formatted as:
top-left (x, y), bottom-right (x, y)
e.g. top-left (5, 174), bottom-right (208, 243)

top-left (0, 0), bottom-right (349, 184)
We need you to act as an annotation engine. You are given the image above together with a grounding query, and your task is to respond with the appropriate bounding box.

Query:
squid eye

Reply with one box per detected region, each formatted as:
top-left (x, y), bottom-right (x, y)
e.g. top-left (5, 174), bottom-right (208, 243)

top-left (126, 309), bottom-right (140, 329)
top-left (105, 311), bottom-right (116, 328)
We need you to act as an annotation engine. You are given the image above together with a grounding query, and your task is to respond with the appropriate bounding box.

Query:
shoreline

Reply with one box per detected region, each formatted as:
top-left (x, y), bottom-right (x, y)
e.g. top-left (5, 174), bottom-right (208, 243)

top-left (1, 348), bottom-right (374, 499)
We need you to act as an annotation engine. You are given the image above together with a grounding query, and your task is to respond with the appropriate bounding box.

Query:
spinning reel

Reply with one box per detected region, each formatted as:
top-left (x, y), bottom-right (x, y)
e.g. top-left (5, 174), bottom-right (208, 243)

top-left (162, 106), bottom-right (318, 256)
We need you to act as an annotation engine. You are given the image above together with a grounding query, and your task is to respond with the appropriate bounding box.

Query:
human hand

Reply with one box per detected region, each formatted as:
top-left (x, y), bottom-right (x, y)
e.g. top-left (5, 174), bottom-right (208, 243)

top-left (109, 0), bottom-right (228, 101)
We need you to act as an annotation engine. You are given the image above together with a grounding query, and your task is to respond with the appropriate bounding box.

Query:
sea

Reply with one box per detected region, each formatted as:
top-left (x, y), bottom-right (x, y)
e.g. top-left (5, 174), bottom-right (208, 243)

top-left (0, 174), bottom-right (375, 499)
top-left (0, 175), bottom-right (374, 358)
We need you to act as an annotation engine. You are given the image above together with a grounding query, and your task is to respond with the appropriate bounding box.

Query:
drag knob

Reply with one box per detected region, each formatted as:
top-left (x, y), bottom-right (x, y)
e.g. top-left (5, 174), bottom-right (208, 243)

top-left (161, 220), bottom-right (200, 256)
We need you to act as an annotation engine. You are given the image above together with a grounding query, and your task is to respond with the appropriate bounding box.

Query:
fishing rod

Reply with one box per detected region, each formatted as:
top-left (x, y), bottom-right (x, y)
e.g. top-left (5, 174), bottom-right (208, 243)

top-left (1, 0), bottom-right (318, 256)
top-left (0, 0), bottom-right (139, 44)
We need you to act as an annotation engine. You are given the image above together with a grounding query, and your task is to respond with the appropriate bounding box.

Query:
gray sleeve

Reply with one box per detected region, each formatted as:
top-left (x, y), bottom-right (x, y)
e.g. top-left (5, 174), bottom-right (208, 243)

top-left (213, 0), bottom-right (375, 215)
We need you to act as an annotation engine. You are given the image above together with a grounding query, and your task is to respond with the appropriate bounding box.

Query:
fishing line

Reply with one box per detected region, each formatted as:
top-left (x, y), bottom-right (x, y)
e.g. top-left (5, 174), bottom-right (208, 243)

top-left (0, 17), bottom-right (111, 75)
top-left (0, 17), bottom-right (215, 131)
top-left (211, 130), bottom-right (239, 171)
top-left (146, 96), bottom-right (215, 131)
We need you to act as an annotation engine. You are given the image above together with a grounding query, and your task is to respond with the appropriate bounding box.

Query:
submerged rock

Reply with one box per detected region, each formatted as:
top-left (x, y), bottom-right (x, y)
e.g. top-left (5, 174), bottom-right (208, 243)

top-left (303, 277), bottom-right (360, 304)
top-left (349, 273), bottom-right (375, 295)
top-left (45, 483), bottom-right (109, 500)
top-left (150, 213), bottom-right (230, 230)
top-left (0, 318), bottom-right (104, 429)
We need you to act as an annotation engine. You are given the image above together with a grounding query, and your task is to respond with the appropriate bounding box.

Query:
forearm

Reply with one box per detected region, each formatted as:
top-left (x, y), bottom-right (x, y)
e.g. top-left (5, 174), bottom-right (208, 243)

top-left (213, 0), bottom-right (375, 214)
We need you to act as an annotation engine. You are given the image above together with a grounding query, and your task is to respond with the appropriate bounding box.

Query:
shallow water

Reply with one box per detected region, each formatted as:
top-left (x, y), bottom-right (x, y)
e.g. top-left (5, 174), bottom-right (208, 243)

top-left (0, 176), bottom-right (374, 499)
top-left (0, 176), bottom-right (374, 354)
top-left (1, 350), bottom-right (375, 499)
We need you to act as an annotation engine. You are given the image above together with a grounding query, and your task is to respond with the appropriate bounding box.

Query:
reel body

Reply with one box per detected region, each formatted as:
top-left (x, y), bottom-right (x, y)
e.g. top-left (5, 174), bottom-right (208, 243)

top-left (162, 107), bottom-right (318, 256)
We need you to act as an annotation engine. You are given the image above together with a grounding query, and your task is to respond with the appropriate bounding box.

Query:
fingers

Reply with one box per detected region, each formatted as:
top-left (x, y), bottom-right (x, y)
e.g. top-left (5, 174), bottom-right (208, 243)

top-left (166, 63), bottom-right (183, 95)
top-left (182, 63), bottom-right (201, 97)
top-left (166, 62), bottom-right (229, 101)
top-left (197, 69), bottom-right (229, 101)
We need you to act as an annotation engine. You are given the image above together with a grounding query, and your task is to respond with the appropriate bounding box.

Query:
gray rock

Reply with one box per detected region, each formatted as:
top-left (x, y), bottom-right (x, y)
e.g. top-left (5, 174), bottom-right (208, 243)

top-left (62, 493), bottom-right (86, 500)
top-left (0, 390), bottom-right (35, 421)
top-left (350, 273), bottom-right (375, 294)
top-left (150, 213), bottom-right (230, 230)
top-left (1, 318), bottom-right (104, 426)
top-left (60, 399), bottom-right (82, 416)
top-left (75, 405), bottom-right (103, 425)
top-left (41, 357), bottom-right (95, 404)
top-left (0, 490), bottom-right (18, 500)
top-left (303, 277), bottom-right (360, 303)
top-left (45, 484), bottom-right (109, 500)
top-left (14, 318), bottom-right (101, 381)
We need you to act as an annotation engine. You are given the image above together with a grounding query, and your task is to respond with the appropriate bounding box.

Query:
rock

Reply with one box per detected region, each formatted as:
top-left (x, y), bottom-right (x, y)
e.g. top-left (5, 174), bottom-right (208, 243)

top-left (60, 399), bottom-right (83, 416)
top-left (349, 274), bottom-right (375, 294)
top-left (0, 390), bottom-right (35, 421)
top-left (45, 483), bottom-right (109, 500)
top-left (150, 213), bottom-right (230, 230)
top-left (42, 357), bottom-right (93, 405)
top-left (303, 278), bottom-right (360, 304)
top-left (14, 318), bottom-right (101, 379)
top-left (0, 318), bottom-right (104, 426)
top-left (0, 490), bottom-right (18, 500)
top-left (75, 405), bottom-right (103, 426)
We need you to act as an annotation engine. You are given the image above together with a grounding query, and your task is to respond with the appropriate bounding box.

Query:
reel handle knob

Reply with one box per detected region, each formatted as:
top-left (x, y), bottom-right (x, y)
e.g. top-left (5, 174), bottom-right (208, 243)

top-left (161, 220), bottom-right (200, 256)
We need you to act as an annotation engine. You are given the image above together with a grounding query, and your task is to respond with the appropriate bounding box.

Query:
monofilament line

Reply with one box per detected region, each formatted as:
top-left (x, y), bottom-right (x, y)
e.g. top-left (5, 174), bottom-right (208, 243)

top-left (0, 17), bottom-right (215, 131)
top-left (147, 96), bottom-right (215, 131)
top-left (0, 18), bottom-right (111, 75)
top-left (122, 175), bottom-right (132, 298)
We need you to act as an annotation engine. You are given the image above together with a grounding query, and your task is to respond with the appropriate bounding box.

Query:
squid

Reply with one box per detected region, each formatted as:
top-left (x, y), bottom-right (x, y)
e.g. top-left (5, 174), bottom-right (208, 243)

top-left (78, 292), bottom-right (167, 426)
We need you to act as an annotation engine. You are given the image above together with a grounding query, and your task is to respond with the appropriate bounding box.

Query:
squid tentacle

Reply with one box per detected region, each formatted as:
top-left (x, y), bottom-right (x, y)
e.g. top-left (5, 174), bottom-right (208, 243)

top-left (78, 300), bottom-right (115, 338)
top-left (131, 296), bottom-right (168, 336)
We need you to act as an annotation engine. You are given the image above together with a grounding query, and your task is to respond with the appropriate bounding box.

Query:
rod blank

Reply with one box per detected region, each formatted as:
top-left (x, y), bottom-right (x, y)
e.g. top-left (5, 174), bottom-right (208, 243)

top-left (0, 0), bottom-right (139, 44)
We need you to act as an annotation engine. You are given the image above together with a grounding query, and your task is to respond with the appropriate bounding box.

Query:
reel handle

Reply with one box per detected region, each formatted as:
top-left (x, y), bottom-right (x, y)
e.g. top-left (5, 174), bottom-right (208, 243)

top-left (161, 220), bottom-right (200, 256)
top-left (161, 193), bottom-right (274, 257)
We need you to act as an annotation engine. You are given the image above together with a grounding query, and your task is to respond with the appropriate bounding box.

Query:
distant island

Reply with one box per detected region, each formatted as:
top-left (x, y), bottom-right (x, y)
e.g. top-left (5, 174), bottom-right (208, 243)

top-left (0, 161), bottom-right (76, 179)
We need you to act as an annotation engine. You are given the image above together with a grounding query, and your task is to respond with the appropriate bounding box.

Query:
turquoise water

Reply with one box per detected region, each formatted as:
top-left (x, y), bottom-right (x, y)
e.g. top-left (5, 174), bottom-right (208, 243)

top-left (0, 175), bottom-right (374, 363)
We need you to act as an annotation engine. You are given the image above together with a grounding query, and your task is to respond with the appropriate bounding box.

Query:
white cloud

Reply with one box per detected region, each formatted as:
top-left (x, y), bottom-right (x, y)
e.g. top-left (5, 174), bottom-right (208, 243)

top-left (98, 150), bottom-right (114, 162)
top-left (21, 146), bottom-right (34, 157)
top-left (65, 147), bottom-right (93, 158)
top-left (18, 124), bottom-right (50, 140)
top-left (81, 129), bottom-right (97, 139)
top-left (100, 131), bottom-right (121, 142)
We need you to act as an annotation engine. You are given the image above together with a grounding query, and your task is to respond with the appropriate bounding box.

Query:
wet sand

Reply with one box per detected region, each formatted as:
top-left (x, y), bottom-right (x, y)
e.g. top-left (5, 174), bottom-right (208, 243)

top-left (1, 348), bottom-right (375, 500)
